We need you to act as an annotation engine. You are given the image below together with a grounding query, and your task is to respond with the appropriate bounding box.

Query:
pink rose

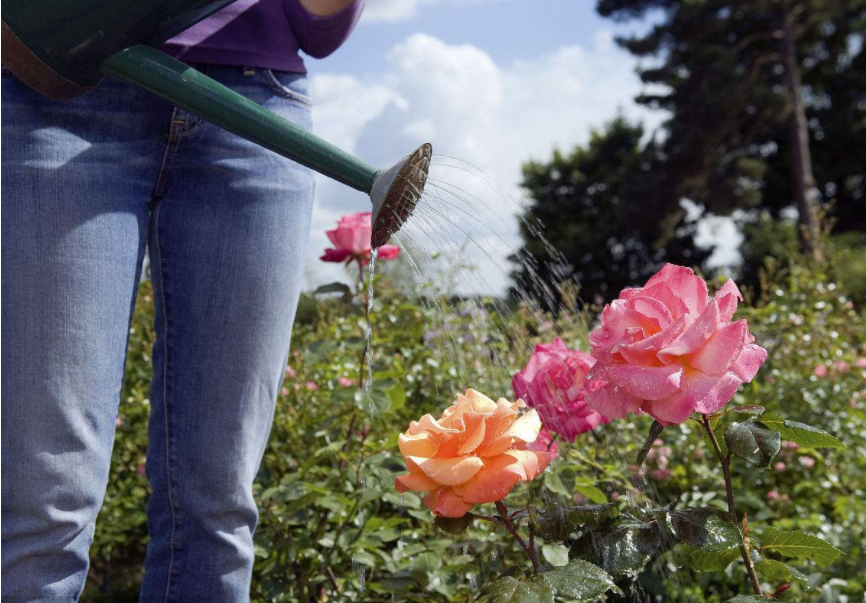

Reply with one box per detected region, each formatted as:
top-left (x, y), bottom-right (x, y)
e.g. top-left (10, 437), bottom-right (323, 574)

top-left (338, 377), bottom-right (354, 387)
top-left (855, 357), bottom-right (866, 369)
top-left (116, 416), bottom-right (123, 427)
top-left (773, 462), bottom-right (786, 472)
top-left (651, 469), bottom-right (673, 480)
top-left (285, 366), bottom-right (296, 378)
top-left (320, 212), bottom-right (400, 266)
top-left (305, 381), bottom-right (319, 391)
top-left (526, 428), bottom-right (559, 459)
top-left (586, 264), bottom-right (767, 425)
top-left (834, 361), bottom-right (849, 373)
top-left (766, 490), bottom-right (780, 501)
top-left (511, 338), bottom-right (610, 441)
top-left (813, 365), bottom-right (828, 377)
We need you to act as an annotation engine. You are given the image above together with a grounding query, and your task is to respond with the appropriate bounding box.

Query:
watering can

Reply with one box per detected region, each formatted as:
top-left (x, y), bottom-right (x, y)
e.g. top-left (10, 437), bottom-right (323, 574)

top-left (1, 0), bottom-right (431, 248)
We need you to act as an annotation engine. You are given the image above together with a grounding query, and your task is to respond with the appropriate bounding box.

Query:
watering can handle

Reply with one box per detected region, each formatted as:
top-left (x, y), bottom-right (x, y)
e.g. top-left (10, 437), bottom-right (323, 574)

top-left (101, 45), bottom-right (378, 193)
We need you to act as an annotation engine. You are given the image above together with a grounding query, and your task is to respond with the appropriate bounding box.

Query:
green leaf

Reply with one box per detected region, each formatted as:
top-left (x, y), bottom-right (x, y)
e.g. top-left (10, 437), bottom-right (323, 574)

top-left (636, 420), bottom-right (665, 466)
top-left (543, 471), bottom-right (570, 497)
top-left (529, 503), bottom-right (620, 542)
top-left (758, 412), bottom-right (845, 449)
top-left (475, 575), bottom-right (555, 603)
top-left (374, 380), bottom-right (406, 413)
top-left (570, 519), bottom-right (670, 576)
top-left (724, 421), bottom-right (781, 466)
top-left (726, 597), bottom-right (766, 602)
top-left (575, 483), bottom-right (608, 504)
top-left (759, 527), bottom-right (842, 568)
top-left (541, 543), bottom-right (570, 567)
top-left (353, 390), bottom-right (390, 415)
top-left (667, 507), bottom-right (741, 552)
top-left (433, 513), bottom-right (477, 535)
top-left (681, 544), bottom-right (740, 571)
top-left (731, 405), bottom-right (765, 416)
top-left (755, 559), bottom-right (810, 588)
top-left (540, 559), bottom-right (622, 600)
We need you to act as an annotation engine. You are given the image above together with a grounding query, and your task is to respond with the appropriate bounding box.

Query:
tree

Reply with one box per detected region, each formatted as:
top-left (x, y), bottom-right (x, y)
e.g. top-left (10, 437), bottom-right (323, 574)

top-left (513, 117), bottom-right (709, 307)
top-left (596, 0), bottom-right (866, 259)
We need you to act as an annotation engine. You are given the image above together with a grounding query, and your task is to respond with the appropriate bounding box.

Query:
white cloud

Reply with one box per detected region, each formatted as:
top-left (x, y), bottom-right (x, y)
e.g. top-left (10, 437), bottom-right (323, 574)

top-left (306, 32), bottom-right (663, 293)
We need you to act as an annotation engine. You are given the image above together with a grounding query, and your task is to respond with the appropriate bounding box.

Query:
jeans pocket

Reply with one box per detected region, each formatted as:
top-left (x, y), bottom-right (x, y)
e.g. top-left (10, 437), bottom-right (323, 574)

top-left (262, 70), bottom-right (312, 106)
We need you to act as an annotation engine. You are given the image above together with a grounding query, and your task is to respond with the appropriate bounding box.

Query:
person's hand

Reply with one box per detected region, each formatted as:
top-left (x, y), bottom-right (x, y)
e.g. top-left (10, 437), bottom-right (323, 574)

top-left (297, 0), bottom-right (356, 17)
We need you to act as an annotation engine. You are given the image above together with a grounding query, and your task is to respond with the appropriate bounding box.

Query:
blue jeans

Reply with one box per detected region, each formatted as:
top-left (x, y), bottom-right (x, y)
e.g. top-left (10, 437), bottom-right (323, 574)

top-left (1, 65), bottom-right (314, 602)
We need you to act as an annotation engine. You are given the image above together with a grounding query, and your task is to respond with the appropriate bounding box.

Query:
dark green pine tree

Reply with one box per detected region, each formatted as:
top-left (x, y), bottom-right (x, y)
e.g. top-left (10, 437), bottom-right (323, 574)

top-left (596, 0), bottom-right (866, 260)
top-left (513, 117), bottom-right (710, 307)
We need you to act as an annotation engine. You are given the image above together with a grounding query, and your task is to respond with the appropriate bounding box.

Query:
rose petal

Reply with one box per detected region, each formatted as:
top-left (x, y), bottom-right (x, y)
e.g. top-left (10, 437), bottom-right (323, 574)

top-left (658, 299), bottom-right (720, 359)
top-left (457, 414), bottom-right (487, 455)
top-left (395, 472), bottom-right (440, 493)
top-left (410, 455), bottom-right (484, 486)
top-left (688, 320), bottom-right (748, 375)
top-left (604, 364), bottom-right (685, 400)
top-left (503, 409), bottom-right (542, 443)
top-left (731, 343), bottom-right (768, 382)
top-left (504, 450), bottom-right (551, 481)
top-left (452, 455), bottom-right (522, 503)
top-left (398, 432), bottom-right (438, 459)
top-left (645, 263), bottom-right (709, 316)
top-left (424, 487), bottom-right (474, 518)
top-left (585, 382), bottom-right (643, 419)
top-left (714, 279), bottom-right (743, 323)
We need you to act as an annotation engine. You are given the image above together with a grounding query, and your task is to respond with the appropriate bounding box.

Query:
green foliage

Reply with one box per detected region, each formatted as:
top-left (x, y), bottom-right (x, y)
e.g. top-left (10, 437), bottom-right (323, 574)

top-left (759, 527), bottom-right (843, 568)
top-left (724, 421), bottom-right (781, 467)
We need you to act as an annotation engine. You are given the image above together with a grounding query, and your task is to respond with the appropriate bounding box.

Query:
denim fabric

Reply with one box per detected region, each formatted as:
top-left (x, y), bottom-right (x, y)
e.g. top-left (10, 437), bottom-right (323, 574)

top-left (1, 66), bottom-right (314, 602)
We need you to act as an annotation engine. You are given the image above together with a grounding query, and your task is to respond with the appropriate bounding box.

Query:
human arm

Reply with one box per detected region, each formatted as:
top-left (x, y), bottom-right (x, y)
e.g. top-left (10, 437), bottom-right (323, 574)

top-left (286, 0), bottom-right (364, 59)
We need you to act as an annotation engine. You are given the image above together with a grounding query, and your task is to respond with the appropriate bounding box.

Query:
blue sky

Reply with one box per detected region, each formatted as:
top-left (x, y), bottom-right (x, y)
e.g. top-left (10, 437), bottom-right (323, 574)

top-left (320, 0), bottom-right (634, 74)
top-left (301, 0), bottom-right (739, 293)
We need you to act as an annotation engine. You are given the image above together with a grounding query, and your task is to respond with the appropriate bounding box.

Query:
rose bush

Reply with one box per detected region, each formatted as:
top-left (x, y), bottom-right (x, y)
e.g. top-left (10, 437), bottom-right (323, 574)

top-left (84, 256), bottom-right (864, 602)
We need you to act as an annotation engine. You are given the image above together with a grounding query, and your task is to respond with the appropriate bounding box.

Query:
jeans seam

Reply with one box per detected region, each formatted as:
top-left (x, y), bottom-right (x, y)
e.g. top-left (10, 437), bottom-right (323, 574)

top-left (152, 108), bottom-right (184, 200)
top-left (153, 202), bottom-right (179, 602)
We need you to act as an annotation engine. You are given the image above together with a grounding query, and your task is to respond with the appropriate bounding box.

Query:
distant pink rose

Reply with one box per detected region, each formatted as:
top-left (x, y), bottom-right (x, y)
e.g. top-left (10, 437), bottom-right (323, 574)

top-left (338, 377), bottom-right (354, 387)
top-left (799, 456), bottom-right (816, 468)
top-left (767, 490), bottom-right (780, 501)
top-left (773, 462), bottom-right (786, 472)
top-left (586, 264), bottom-right (767, 425)
top-left (116, 416), bottom-right (123, 427)
top-left (285, 366), bottom-right (296, 378)
top-left (526, 428), bottom-right (559, 459)
top-left (783, 441), bottom-right (799, 449)
top-left (834, 361), bottom-right (850, 373)
top-left (813, 365), bottom-right (828, 377)
top-left (855, 357), bottom-right (866, 369)
top-left (512, 338), bottom-right (610, 441)
top-left (305, 381), bottom-right (319, 391)
top-left (651, 469), bottom-right (673, 480)
top-left (280, 387), bottom-right (289, 396)
top-left (137, 456), bottom-right (147, 476)
top-left (320, 211), bottom-right (400, 266)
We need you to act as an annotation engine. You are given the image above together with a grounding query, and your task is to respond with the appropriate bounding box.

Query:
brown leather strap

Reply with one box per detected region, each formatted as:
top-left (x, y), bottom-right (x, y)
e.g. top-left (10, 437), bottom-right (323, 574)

top-left (1, 19), bottom-right (92, 99)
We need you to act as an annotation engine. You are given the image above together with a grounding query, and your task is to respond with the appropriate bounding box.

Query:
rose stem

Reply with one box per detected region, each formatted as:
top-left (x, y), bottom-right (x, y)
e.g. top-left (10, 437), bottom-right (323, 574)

top-left (700, 414), bottom-right (763, 596)
top-left (495, 501), bottom-right (541, 574)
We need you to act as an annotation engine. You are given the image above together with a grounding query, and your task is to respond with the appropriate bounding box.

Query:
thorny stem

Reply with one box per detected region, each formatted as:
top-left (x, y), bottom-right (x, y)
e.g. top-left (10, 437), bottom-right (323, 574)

top-left (701, 414), bottom-right (763, 596)
top-left (495, 501), bottom-right (541, 574)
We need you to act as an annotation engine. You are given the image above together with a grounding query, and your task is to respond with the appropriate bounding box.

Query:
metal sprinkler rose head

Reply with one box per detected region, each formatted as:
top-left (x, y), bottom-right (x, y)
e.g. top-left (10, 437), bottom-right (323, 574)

top-left (369, 143), bottom-right (432, 249)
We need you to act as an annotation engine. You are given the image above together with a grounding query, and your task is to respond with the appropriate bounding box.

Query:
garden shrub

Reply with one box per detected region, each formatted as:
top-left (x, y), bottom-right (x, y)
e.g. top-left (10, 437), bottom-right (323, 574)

top-left (85, 255), bottom-right (865, 602)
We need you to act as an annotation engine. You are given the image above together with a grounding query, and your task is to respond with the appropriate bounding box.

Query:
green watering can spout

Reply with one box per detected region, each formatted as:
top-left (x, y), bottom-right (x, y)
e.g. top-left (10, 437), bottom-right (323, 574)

top-left (1, 3), bottom-right (431, 247)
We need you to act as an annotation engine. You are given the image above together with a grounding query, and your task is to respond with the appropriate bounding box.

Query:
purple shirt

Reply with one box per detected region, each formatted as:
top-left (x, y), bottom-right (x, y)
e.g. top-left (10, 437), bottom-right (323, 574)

top-left (161, 0), bottom-right (364, 73)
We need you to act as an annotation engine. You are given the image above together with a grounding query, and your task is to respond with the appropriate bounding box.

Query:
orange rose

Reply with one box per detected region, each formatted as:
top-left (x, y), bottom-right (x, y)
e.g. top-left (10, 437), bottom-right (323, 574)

top-left (395, 389), bottom-right (551, 518)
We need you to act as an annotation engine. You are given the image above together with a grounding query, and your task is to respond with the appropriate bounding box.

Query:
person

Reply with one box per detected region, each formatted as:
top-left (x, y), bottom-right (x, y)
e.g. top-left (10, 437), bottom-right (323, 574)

top-left (1, 0), bottom-right (364, 600)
